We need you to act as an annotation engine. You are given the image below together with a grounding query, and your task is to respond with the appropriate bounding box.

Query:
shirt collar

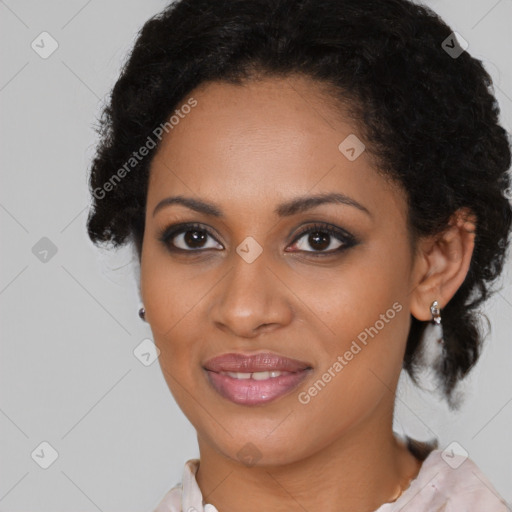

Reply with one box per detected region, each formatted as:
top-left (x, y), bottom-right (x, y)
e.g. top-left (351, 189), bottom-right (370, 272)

top-left (181, 459), bottom-right (218, 512)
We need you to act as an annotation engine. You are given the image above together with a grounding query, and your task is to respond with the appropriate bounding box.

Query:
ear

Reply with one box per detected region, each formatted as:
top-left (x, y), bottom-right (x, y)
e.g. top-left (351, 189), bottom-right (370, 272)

top-left (409, 207), bottom-right (477, 321)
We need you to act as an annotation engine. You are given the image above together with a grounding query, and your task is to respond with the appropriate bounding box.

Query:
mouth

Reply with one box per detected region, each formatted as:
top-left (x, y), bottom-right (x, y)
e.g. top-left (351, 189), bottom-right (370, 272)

top-left (203, 352), bottom-right (313, 406)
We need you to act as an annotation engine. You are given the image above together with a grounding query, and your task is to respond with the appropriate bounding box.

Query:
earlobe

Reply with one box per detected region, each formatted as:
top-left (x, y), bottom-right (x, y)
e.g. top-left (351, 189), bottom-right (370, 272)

top-left (409, 207), bottom-right (476, 322)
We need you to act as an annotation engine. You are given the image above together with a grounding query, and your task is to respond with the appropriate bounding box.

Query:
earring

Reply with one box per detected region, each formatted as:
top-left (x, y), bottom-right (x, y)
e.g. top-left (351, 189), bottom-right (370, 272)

top-left (138, 307), bottom-right (146, 321)
top-left (430, 300), bottom-right (443, 344)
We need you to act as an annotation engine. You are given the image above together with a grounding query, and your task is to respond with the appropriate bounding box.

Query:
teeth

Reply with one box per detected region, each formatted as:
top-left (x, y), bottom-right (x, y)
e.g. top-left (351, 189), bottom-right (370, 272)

top-left (252, 371), bottom-right (271, 380)
top-left (223, 370), bottom-right (286, 380)
top-left (226, 372), bottom-right (252, 379)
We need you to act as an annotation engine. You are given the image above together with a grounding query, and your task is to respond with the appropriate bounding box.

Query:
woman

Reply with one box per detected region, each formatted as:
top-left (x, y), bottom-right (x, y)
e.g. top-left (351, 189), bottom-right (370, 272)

top-left (86, 0), bottom-right (511, 510)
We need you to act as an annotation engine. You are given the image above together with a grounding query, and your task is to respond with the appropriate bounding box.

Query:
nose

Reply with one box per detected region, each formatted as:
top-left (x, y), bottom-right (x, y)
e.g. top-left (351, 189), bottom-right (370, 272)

top-left (209, 248), bottom-right (294, 338)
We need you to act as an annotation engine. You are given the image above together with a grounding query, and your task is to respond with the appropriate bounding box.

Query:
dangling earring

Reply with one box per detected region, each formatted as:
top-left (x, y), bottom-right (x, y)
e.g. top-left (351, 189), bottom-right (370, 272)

top-left (138, 306), bottom-right (146, 322)
top-left (430, 300), bottom-right (443, 344)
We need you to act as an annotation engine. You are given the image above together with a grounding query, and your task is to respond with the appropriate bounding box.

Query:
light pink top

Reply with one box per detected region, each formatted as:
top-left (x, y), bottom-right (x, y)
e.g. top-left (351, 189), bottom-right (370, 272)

top-left (153, 450), bottom-right (509, 511)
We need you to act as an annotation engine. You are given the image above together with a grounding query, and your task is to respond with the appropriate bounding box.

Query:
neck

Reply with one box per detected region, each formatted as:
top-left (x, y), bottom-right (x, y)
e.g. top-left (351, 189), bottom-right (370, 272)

top-left (195, 403), bottom-right (421, 512)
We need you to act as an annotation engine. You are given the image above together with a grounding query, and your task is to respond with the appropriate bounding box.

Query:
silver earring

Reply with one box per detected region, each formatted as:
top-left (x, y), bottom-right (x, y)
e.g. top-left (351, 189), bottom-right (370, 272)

top-left (138, 307), bottom-right (146, 321)
top-left (430, 300), bottom-right (443, 344)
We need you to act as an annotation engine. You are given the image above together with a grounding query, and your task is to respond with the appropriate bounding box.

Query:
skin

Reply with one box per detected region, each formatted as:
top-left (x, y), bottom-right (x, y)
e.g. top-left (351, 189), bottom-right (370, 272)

top-left (140, 75), bottom-right (476, 512)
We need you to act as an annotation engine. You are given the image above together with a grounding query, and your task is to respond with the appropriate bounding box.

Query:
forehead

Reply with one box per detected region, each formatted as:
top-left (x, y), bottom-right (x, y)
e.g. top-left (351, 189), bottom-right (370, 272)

top-left (147, 75), bottom-right (405, 222)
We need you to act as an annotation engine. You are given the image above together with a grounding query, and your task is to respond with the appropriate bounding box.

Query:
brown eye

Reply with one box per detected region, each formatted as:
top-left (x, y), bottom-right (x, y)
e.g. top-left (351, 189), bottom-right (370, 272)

top-left (180, 229), bottom-right (208, 249)
top-left (287, 223), bottom-right (357, 255)
top-left (158, 223), bottom-right (223, 251)
top-left (295, 230), bottom-right (342, 252)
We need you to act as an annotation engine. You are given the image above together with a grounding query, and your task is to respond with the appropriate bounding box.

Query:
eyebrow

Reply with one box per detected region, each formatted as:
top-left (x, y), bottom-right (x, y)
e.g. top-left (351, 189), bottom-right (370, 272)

top-left (152, 192), bottom-right (372, 218)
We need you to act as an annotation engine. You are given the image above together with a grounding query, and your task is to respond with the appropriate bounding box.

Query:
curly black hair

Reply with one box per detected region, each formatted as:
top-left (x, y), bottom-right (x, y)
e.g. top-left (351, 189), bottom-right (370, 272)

top-left (86, 0), bottom-right (512, 406)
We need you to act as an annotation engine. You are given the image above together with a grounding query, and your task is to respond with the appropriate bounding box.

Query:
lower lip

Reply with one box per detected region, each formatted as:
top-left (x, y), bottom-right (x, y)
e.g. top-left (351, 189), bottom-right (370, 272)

top-left (205, 369), bottom-right (311, 406)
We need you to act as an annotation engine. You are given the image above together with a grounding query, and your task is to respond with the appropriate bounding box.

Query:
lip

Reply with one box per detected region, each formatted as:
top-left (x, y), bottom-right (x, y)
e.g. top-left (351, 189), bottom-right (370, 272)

top-left (203, 352), bottom-right (312, 373)
top-left (203, 352), bottom-right (313, 406)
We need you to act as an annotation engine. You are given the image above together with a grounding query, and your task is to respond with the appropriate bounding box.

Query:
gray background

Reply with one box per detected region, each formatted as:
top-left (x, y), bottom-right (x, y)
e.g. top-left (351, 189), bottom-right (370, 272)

top-left (0, 0), bottom-right (511, 510)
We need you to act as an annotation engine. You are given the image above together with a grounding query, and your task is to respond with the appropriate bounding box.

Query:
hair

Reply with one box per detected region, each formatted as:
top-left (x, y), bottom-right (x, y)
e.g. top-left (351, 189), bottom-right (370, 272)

top-left (86, 0), bottom-right (512, 407)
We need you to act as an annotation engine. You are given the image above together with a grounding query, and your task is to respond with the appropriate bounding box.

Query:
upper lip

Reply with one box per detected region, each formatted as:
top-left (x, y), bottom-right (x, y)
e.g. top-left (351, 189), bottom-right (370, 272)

top-left (203, 352), bottom-right (312, 373)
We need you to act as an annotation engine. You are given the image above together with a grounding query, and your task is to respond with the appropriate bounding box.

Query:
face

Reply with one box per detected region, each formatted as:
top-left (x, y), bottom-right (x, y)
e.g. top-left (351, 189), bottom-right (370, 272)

top-left (140, 75), bottom-right (417, 466)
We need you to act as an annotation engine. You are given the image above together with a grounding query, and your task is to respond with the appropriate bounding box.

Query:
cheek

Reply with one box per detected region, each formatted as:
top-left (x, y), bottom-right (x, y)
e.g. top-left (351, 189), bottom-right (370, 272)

top-left (140, 243), bottom-right (198, 339)
top-left (141, 272), bottom-right (203, 415)
top-left (140, 243), bottom-right (213, 387)
top-left (287, 240), bottom-right (410, 346)
top-left (290, 242), bottom-right (411, 402)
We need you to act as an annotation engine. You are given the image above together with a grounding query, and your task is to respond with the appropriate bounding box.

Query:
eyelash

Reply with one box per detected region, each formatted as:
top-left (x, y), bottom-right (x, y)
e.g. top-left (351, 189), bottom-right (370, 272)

top-left (157, 221), bottom-right (358, 257)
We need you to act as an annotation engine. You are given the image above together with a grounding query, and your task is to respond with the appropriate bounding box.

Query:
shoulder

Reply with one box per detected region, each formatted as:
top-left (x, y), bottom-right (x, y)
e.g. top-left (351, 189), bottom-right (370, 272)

top-left (378, 449), bottom-right (510, 511)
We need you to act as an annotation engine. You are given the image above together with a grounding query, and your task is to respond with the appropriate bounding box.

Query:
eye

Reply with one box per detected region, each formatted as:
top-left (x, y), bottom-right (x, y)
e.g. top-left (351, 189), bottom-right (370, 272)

top-left (157, 222), bottom-right (223, 252)
top-left (287, 222), bottom-right (357, 255)
top-left (157, 221), bottom-right (357, 256)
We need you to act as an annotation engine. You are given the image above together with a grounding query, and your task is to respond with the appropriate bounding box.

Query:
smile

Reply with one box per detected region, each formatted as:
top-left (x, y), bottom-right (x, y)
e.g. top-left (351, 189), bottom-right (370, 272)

top-left (205, 367), bottom-right (311, 405)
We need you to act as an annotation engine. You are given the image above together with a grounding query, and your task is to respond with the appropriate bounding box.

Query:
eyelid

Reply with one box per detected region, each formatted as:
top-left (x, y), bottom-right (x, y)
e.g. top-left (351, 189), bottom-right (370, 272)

top-left (291, 222), bottom-right (355, 244)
